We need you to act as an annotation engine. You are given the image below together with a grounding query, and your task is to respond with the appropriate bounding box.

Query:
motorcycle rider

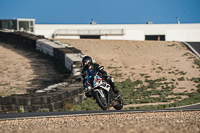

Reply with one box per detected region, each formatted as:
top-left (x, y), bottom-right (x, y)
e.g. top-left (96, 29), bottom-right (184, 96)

top-left (81, 56), bottom-right (119, 97)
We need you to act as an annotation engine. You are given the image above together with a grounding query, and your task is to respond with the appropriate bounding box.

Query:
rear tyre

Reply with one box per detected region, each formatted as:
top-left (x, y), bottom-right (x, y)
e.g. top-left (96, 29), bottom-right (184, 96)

top-left (94, 91), bottom-right (108, 110)
top-left (114, 97), bottom-right (123, 110)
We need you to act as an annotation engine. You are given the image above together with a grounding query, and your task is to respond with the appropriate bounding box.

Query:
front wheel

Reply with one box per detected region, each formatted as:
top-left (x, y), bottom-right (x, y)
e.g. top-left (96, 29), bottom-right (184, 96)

top-left (94, 91), bottom-right (108, 110)
top-left (114, 97), bottom-right (123, 110)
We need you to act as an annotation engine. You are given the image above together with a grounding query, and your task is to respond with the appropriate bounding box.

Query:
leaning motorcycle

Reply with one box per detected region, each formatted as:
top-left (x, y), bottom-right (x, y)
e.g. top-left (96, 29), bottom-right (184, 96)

top-left (84, 66), bottom-right (123, 110)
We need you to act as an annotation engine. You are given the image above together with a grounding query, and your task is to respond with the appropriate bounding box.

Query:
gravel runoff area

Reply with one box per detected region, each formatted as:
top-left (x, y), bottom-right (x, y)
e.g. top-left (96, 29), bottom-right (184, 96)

top-left (0, 111), bottom-right (200, 133)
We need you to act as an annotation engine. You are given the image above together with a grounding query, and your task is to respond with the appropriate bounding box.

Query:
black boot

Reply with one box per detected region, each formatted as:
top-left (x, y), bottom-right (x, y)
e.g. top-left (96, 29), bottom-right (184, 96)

top-left (113, 87), bottom-right (119, 94)
top-left (107, 76), bottom-right (119, 94)
top-left (110, 82), bottom-right (119, 94)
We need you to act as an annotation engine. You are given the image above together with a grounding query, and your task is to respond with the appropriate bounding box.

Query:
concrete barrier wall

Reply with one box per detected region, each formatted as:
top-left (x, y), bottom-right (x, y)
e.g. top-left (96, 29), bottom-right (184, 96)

top-left (0, 30), bottom-right (85, 113)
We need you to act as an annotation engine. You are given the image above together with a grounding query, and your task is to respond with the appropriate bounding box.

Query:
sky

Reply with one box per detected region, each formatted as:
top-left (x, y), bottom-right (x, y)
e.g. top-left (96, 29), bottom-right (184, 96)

top-left (0, 0), bottom-right (200, 24)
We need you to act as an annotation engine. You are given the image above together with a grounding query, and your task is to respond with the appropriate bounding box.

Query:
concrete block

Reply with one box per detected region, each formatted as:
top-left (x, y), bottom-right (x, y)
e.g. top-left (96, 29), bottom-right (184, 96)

top-left (6, 105), bottom-right (18, 111)
top-left (48, 104), bottom-right (54, 112)
top-left (62, 78), bottom-right (75, 84)
top-left (40, 104), bottom-right (49, 109)
top-left (72, 61), bottom-right (82, 67)
top-left (53, 102), bottom-right (62, 110)
top-left (65, 54), bottom-right (82, 62)
top-left (69, 75), bottom-right (82, 80)
top-left (53, 48), bottom-right (66, 63)
top-left (32, 97), bottom-right (42, 104)
top-left (62, 82), bottom-right (69, 87)
top-left (68, 82), bottom-right (82, 88)
top-left (35, 90), bottom-right (46, 93)
top-left (47, 96), bottom-right (53, 103)
top-left (57, 83), bottom-right (67, 88)
top-left (19, 106), bottom-right (24, 113)
top-left (72, 67), bottom-right (82, 76)
top-left (2, 96), bottom-right (13, 105)
top-left (58, 92), bottom-right (65, 100)
top-left (23, 98), bottom-right (32, 106)
top-left (79, 93), bottom-right (86, 101)
top-left (49, 84), bottom-right (59, 89)
top-left (43, 87), bottom-right (56, 92)
top-left (0, 105), bottom-right (6, 112)
top-left (57, 93), bottom-right (63, 101)
top-left (62, 91), bottom-right (70, 98)
top-left (72, 89), bottom-right (79, 96)
top-left (41, 96), bottom-right (48, 104)
top-left (71, 95), bottom-right (79, 104)
top-left (24, 106), bottom-right (33, 112)
top-left (0, 96), bottom-right (2, 104)
top-left (78, 87), bottom-right (84, 94)
top-left (52, 95), bottom-right (59, 102)
top-left (65, 98), bottom-right (71, 103)
top-left (32, 105), bottom-right (41, 112)
top-left (16, 97), bottom-right (24, 105)
top-left (12, 97), bottom-right (23, 105)
top-left (60, 101), bottom-right (65, 109)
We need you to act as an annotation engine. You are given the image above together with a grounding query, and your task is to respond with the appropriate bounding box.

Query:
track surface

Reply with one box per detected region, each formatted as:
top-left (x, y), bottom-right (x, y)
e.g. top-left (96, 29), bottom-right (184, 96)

top-left (187, 42), bottom-right (200, 54)
top-left (0, 103), bottom-right (200, 120)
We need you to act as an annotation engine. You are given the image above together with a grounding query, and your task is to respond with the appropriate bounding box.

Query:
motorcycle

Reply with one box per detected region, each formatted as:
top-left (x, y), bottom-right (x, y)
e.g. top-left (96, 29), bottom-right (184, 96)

top-left (84, 66), bottom-right (123, 110)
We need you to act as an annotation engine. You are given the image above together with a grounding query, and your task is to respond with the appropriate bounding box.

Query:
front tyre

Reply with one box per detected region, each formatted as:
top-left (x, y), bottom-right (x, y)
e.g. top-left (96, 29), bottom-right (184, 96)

top-left (94, 91), bottom-right (108, 110)
top-left (114, 97), bottom-right (123, 110)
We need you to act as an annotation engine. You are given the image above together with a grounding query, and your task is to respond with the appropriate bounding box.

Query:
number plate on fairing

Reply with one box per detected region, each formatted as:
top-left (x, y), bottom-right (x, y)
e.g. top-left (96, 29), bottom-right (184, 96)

top-left (100, 83), bottom-right (110, 91)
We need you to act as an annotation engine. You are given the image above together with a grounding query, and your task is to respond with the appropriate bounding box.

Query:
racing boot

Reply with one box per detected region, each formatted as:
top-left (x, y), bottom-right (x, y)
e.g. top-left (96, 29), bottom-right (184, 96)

top-left (111, 83), bottom-right (121, 100)
top-left (110, 81), bottom-right (119, 94)
top-left (107, 76), bottom-right (119, 94)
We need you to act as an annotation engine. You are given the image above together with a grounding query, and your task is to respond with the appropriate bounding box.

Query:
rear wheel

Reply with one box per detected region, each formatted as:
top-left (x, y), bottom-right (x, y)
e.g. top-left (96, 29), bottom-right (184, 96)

top-left (94, 90), bottom-right (108, 110)
top-left (114, 97), bottom-right (123, 110)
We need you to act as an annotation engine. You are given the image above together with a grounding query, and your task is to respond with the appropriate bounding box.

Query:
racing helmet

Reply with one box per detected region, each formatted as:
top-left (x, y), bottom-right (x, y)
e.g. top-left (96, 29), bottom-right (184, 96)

top-left (82, 56), bottom-right (92, 67)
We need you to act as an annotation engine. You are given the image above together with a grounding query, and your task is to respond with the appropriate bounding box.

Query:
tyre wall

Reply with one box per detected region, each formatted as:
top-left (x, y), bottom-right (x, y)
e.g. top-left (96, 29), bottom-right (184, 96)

top-left (0, 30), bottom-right (85, 113)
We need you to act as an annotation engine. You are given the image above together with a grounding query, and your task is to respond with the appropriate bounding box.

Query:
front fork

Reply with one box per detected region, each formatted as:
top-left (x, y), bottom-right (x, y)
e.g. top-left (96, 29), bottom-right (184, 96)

top-left (95, 88), bottom-right (117, 107)
top-left (94, 88), bottom-right (110, 105)
top-left (95, 89), bottom-right (106, 99)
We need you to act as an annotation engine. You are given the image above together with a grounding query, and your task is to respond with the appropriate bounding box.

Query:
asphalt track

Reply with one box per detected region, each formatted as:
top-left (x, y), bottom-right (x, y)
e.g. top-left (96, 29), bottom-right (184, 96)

top-left (0, 42), bottom-right (199, 121)
top-left (187, 42), bottom-right (200, 54)
top-left (184, 42), bottom-right (200, 58)
top-left (0, 103), bottom-right (200, 121)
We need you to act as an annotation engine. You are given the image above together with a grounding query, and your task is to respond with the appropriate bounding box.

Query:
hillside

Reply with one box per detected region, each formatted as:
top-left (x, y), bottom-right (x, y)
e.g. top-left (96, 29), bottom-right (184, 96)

top-left (0, 39), bottom-right (200, 108)
top-left (57, 39), bottom-right (199, 88)
top-left (56, 39), bottom-right (200, 108)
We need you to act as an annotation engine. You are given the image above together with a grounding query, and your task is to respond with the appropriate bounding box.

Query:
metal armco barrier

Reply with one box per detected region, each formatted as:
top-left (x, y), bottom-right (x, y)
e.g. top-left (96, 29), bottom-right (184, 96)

top-left (0, 30), bottom-right (85, 113)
